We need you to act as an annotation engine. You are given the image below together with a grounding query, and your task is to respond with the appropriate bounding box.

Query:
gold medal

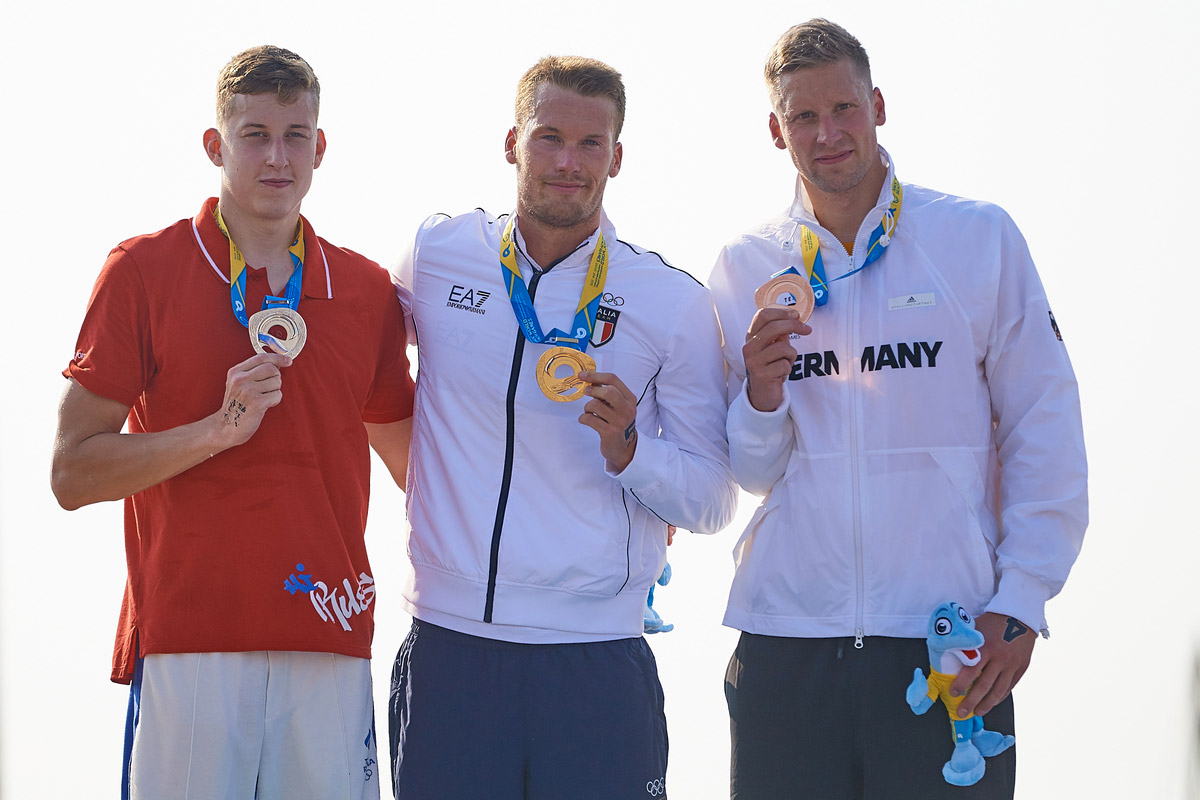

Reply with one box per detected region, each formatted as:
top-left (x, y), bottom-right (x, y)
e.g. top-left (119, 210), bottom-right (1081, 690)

top-left (754, 274), bottom-right (815, 322)
top-left (249, 307), bottom-right (307, 357)
top-left (536, 346), bottom-right (595, 402)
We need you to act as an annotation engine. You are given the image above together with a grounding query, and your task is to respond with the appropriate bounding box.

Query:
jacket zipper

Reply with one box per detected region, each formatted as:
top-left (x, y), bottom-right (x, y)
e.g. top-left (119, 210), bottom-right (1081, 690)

top-left (483, 267), bottom-right (543, 623)
top-left (845, 246), bottom-right (865, 649)
top-left (804, 193), bottom-right (890, 649)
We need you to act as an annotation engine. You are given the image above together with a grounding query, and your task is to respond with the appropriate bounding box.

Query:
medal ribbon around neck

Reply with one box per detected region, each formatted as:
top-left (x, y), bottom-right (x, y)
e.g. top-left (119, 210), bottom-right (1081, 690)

top-left (214, 204), bottom-right (306, 329)
top-left (499, 216), bottom-right (608, 353)
top-left (776, 176), bottom-right (903, 307)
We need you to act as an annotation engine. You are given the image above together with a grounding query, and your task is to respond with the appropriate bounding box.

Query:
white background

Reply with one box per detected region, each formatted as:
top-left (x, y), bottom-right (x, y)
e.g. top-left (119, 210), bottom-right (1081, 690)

top-left (2, 1), bottom-right (1198, 797)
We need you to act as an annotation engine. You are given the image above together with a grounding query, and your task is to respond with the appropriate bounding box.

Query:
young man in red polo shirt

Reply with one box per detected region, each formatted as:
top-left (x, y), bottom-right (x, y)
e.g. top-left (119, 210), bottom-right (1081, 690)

top-left (52, 45), bottom-right (413, 800)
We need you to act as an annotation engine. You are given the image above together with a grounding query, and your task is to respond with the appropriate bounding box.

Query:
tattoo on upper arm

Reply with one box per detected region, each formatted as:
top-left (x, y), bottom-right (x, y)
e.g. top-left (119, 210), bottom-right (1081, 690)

top-left (1003, 617), bottom-right (1031, 643)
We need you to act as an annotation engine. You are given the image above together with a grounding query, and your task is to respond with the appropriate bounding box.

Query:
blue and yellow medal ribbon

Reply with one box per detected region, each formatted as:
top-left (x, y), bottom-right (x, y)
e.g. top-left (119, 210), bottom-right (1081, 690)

top-left (214, 204), bottom-right (306, 329)
top-left (799, 225), bottom-right (829, 305)
top-left (499, 216), bottom-right (608, 353)
top-left (787, 176), bottom-right (903, 307)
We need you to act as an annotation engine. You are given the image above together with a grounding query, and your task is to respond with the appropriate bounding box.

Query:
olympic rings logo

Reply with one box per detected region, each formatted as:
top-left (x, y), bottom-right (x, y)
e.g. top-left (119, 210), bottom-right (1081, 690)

top-left (602, 293), bottom-right (624, 306)
top-left (646, 778), bottom-right (666, 796)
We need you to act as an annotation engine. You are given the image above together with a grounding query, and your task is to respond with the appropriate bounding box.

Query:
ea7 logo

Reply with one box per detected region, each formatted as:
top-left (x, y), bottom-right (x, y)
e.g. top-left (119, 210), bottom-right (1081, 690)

top-left (590, 306), bottom-right (621, 347)
top-left (446, 285), bottom-right (490, 315)
top-left (448, 285), bottom-right (490, 307)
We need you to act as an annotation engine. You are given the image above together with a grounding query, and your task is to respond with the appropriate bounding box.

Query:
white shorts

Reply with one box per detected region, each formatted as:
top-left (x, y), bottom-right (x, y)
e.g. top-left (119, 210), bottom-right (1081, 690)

top-left (125, 651), bottom-right (380, 800)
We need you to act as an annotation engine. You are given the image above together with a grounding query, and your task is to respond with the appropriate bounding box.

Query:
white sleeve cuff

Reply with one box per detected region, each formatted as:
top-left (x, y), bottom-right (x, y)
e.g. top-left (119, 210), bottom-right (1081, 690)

top-left (727, 381), bottom-right (791, 443)
top-left (984, 569), bottom-right (1054, 633)
top-left (609, 432), bottom-right (665, 492)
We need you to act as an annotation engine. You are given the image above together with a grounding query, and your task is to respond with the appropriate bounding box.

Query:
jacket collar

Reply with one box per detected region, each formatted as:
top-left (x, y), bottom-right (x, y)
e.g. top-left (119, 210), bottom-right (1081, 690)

top-left (510, 208), bottom-right (618, 273)
top-left (786, 145), bottom-right (897, 231)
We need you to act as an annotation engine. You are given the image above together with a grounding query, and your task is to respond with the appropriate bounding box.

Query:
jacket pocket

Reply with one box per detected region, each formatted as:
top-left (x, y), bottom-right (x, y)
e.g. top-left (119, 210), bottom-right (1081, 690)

top-left (862, 449), bottom-right (997, 618)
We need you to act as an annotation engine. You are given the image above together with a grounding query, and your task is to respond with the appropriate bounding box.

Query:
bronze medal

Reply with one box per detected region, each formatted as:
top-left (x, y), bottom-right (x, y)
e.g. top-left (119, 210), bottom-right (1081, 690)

top-left (754, 273), bottom-right (815, 323)
top-left (536, 347), bottom-right (595, 402)
top-left (249, 307), bottom-right (307, 357)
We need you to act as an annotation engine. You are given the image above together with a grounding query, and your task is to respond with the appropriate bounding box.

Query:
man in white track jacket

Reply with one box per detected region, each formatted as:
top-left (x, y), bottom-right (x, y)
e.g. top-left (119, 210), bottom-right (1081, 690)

top-left (709, 19), bottom-right (1087, 799)
top-left (387, 56), bottom-right (736, 800)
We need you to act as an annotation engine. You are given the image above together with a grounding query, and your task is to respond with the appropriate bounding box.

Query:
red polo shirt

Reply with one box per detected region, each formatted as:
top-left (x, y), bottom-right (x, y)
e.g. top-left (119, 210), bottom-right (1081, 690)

top-left (66, 198), bottom-right (413, 683)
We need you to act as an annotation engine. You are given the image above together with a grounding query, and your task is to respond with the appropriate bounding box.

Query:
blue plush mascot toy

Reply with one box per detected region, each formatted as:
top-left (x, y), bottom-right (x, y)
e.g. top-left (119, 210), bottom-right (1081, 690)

top-left (643, 563), bottom-right (673, 634)
top-left (906, 602), bottom-right (1015, 786)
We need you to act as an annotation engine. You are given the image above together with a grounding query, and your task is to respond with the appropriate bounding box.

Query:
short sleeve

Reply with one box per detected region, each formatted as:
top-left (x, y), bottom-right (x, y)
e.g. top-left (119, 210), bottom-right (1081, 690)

top-left (65, 245), bottom-right (155, 408)
top-left (362, 268), bottom-right (415, 424)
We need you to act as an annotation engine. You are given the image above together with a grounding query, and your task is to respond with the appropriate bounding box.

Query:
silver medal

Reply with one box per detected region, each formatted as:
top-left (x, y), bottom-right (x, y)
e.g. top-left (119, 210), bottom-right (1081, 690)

top-left (249, 307), bottom-right (307, 357)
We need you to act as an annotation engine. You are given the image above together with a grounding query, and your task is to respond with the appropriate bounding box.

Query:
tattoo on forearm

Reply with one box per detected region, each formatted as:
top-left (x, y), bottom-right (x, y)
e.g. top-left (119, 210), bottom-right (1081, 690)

top-left (1003, 617), bottom-right (1031, 643)
top-left (624, 421), bottom-right (636, 442)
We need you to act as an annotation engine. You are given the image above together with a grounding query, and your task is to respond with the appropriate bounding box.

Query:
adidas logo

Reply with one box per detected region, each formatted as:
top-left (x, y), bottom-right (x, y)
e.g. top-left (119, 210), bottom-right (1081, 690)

top-left (888, 292), bottom-right (935, 311)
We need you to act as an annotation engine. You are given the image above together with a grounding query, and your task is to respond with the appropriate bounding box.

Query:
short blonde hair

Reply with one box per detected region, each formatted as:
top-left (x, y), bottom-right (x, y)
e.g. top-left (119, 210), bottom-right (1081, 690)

top-left (514, 55), bottom-right (626, 140)
top-left (216, 45), bottom-right (320, 126)
top-left (765, 20), bottom-right (872, 110)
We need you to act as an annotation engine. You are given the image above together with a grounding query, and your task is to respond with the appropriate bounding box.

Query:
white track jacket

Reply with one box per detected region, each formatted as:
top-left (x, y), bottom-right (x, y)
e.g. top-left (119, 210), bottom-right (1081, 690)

top-left (708, 151), bottom-right (1087, 640)
top-left (393, 209), bottom-right (737, 643)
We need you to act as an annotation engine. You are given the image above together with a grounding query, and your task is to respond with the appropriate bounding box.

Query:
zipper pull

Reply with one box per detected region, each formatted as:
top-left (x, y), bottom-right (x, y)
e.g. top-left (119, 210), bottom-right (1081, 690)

top-left (854, 630), bottom-right (864, 649)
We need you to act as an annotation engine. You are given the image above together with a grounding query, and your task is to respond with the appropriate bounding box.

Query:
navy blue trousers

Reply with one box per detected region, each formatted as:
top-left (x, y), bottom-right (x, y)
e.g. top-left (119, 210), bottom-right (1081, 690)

top-left (389, 620), bottom-right (669, 799)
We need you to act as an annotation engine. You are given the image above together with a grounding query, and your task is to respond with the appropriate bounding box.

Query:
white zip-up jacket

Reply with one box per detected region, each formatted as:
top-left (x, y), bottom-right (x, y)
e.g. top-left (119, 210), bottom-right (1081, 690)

top-left (708, 151), bottom-right (1087, 640)
top-left (393, 209), bottom-right (737, 643)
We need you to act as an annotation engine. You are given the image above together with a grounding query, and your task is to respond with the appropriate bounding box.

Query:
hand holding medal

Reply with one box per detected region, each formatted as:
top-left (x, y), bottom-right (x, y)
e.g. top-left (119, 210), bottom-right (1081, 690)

top-left (208, 351), bottom-right (293, 451)
top-left (741, 304), bottom-right (811, 414)
top-left (576, 368), bottom-right (640, 473)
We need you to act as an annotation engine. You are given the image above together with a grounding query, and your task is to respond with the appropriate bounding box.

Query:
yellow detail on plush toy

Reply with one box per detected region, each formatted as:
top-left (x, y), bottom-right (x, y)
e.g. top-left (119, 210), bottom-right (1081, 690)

top-left (923, 669), bottom-right (969, 721)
